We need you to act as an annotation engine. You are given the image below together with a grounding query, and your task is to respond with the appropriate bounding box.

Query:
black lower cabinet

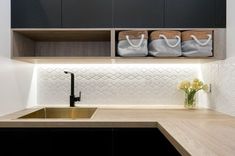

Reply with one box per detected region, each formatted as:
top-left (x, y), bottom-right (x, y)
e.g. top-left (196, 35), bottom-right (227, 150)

top-left (0, 128), bottom-right (112, 155)
top-left (113, 128), bottom-right (181, 156)
top-left (0, 128), bottom-right (180, 156)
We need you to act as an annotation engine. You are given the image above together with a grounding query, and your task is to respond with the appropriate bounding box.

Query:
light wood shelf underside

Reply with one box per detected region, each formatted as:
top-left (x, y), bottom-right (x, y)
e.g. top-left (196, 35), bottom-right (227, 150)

top-left (13, 57), bottom-right (215, 64)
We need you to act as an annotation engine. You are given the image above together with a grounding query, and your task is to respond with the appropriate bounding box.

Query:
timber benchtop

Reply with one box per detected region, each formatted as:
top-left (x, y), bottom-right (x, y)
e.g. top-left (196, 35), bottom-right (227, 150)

top-left (0, 107), bottom-right (235, 156)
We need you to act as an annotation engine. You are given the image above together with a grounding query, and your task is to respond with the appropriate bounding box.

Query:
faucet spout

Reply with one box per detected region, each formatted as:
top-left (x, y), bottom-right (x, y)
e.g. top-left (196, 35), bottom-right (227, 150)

top-left (64, 71), bottom-right (75, 96)
top-left (64, 71), bottom-right (81, 107)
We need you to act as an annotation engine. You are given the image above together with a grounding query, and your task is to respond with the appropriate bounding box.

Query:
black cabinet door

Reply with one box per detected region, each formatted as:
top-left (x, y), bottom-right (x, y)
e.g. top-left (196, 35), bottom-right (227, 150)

top-left (11, 0), bottom-right (61, 28)
top-left (113, 128), bottom-right (180, 156)
top-left (62, 0), bottom-right (112, 28)
top-left (165, 0), bottom-right (215, 28)
top-left (113, 0), bottom-right (164, 28)
top-left (0, 128), bottom-right (112, 155)
top-left (215, 0), bottom-right (226, 28)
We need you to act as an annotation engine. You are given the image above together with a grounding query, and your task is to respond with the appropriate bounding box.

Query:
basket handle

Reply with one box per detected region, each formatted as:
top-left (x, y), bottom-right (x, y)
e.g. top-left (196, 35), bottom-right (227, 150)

top-left (159, 34), bottom-right (181, 48)
top-left (126, 34), bottom-right (145, 48)
top-left (190, 34), bottom-right (212, 46)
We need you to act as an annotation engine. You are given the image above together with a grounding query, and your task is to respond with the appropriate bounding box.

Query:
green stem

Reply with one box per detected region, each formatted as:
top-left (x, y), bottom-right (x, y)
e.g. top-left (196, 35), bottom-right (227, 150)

top-left (185, 90), bottom-right (196, 106)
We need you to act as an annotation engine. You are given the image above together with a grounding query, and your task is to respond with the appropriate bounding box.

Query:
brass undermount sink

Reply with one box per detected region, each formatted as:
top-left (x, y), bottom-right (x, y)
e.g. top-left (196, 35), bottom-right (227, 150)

top-left (17, 107), bottom-right (97, 119)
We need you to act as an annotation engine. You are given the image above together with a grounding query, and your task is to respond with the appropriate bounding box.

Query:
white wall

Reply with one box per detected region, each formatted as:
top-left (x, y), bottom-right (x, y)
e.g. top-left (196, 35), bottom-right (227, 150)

top-left (0, 0), bottom-right (36, 116)
top-left (200, 0), bottom-right (235, 116)
top-left (227, 0), bottom-right (235, 58)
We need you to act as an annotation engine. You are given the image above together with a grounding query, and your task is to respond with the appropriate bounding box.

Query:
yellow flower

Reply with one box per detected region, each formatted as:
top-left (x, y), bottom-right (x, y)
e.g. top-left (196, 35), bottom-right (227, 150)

top-left (198, 81), bottom-right (204, 86)
top-left (191, 79), bottom-right (204, 90)
top-left (178, 80), bottom-right (190, 90)
top-left (202, 84), bottom-right (209, 92)
top-left (178, 78), bottom-right (208, 91)
top-left (193, 78), bottom-right (200, 83)
top-left (191, 83), bottom-right (197, 90)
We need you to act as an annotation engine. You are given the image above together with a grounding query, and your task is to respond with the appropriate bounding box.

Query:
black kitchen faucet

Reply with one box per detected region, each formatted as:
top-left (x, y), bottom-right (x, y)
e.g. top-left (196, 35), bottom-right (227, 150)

top-left (64, 71), bottom-right (81, 107)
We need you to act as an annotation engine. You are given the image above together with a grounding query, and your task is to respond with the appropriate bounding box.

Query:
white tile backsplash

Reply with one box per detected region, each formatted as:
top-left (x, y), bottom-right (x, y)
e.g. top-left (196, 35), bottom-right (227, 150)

top-left (37, 64), bottom-right (200, 106)
top-left (201, 57), bottom-right (235, 116)
top-left (197, 0), bottom-right (235, 116)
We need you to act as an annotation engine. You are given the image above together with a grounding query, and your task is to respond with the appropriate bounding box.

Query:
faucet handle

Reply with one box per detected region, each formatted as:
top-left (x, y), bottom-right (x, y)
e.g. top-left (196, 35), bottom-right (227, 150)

top-left (74, 91), bottom-right (81, 103)
top-left (79, 91), bottom-right (81, 101)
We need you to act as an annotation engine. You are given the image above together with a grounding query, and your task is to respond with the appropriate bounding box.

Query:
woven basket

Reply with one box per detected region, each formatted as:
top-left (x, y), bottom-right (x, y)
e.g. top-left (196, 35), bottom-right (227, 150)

top-left (148, 30), bottom-right (182, 57)
top-left (118, 31), bottom-right (148, 41)
top-left (150, 31), bottom-right (181, 40)
top-left (182, 30), bottom-right (213, 41)
top-left (181, 30), bottom-right (213, 57)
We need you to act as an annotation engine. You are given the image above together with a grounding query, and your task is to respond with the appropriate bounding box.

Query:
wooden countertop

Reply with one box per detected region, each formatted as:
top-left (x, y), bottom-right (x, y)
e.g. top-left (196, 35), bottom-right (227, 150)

top-left (0, 107), bottom-right (235, 156)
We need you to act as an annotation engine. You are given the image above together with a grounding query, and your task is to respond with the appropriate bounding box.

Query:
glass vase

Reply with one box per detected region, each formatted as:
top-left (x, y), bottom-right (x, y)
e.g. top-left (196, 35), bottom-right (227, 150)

top-left (184, 92), bottom-right (196, 109)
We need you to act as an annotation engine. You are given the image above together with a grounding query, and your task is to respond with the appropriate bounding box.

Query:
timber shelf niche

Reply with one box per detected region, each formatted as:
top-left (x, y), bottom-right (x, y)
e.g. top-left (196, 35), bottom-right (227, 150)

top-left (11, 28), bottom-right (226, 64)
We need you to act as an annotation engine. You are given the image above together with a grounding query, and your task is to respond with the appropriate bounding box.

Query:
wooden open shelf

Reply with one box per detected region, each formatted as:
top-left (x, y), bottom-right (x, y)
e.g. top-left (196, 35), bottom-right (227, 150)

top-left (11, 28), bottom-right (226, 64)
top-left (12, 29), bottom-right (111, 57)
top-left (15, 30), bottom-right (110, 41)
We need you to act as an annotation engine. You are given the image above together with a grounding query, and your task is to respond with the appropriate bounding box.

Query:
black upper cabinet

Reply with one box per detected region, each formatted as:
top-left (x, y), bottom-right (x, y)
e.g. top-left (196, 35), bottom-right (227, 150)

top-left (215, 0), bottom-right (226, 28)
top-left (113, 0), bottom-right (164, 28)
top-left (11, 0), bottom-right (61, 28)
top-left (11, 0), bottom-right (226, 28)
top-left (62, 0), bottom-right (112, 28)
top-left (165, 0), bottom-right (216, 28)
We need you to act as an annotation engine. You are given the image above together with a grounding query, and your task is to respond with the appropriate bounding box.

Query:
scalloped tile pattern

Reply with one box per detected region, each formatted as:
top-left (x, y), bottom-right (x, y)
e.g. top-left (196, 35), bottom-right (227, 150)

top-left (201, 57), bottom-right (235, 116)
top-left (37, 64), bottom-right (199, 106)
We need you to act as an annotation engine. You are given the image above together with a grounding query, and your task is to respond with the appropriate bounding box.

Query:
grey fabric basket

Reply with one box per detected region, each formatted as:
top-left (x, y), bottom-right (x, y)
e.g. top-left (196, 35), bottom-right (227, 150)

top-left (182, 31), bottom-right (213, 57)
top-left (149, 31), bottom-right (182, 57)
top-left (117, 31), bottom-right (148, 57)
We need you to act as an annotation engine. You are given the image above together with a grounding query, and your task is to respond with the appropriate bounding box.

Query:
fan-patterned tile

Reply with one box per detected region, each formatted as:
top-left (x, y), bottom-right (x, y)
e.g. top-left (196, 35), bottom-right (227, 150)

top-left (201, 57), bottom-right (235, 116)
top-left (37, 64), bottom-right (199, 106)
